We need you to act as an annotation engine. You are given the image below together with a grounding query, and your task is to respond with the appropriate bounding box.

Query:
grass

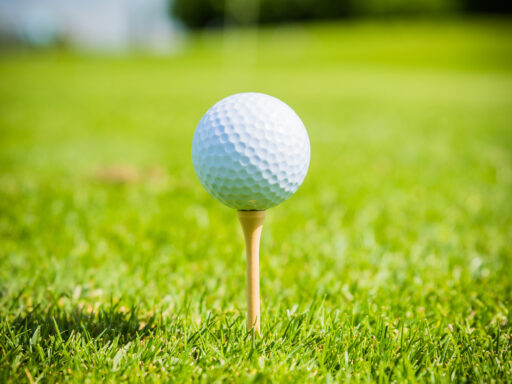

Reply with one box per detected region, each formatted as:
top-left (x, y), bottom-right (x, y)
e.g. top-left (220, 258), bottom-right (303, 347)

top-left (1, 18), bottom-right (511, 382)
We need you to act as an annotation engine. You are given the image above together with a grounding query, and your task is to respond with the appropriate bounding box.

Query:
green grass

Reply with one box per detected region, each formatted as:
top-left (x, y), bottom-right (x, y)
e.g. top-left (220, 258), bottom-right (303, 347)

top-left (1, 18), bottom-right (511, 382)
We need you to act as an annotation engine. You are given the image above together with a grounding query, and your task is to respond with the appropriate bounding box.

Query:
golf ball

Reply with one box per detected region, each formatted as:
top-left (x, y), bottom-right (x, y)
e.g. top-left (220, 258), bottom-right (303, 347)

top-left (192, 92), bottom-right (310, 210)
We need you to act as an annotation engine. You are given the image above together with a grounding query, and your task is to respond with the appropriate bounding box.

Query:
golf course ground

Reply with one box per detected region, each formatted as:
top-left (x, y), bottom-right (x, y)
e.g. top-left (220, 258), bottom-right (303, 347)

top-left (0, 18), bottom-right (511, 382)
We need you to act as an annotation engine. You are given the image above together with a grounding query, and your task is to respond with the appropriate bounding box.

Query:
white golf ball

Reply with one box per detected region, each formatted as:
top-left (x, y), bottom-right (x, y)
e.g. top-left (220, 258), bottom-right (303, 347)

top-left (192, 92), bottom-right (310, 210)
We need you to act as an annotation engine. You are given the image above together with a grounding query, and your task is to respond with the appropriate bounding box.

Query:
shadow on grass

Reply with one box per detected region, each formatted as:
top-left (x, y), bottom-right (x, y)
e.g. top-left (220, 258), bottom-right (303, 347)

top-left (6, 300), bottom-right (158, 346)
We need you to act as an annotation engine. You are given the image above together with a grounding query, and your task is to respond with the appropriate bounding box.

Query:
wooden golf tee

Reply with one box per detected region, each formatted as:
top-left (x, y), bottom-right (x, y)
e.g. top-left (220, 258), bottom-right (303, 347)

top-left (237, 210), bottom-right (266, 336)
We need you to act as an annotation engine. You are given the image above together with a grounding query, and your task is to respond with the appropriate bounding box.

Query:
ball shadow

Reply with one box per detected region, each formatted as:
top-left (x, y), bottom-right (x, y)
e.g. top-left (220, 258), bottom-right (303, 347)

top-left (8, 301), bottom-right (158, 347)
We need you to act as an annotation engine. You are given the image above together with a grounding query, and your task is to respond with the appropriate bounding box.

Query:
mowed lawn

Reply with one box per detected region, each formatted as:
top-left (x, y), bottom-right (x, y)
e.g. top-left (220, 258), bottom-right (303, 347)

top-left (0, 19), bottom-right (511, 382)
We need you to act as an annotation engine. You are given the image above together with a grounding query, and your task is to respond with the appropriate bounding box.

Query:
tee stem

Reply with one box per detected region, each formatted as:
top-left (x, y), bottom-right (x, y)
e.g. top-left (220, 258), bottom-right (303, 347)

top-left (237, 210), bottom-right (266, 336)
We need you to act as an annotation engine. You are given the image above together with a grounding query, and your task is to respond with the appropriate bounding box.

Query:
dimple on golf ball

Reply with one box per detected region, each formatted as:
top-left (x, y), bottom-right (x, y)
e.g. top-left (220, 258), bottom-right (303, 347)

top-left (192, 92), bottom-right (310, 210)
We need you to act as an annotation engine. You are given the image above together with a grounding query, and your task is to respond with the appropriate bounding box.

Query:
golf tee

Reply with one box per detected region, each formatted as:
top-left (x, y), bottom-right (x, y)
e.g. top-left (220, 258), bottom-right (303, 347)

top-left (237, 210), bottom-right (266, 336)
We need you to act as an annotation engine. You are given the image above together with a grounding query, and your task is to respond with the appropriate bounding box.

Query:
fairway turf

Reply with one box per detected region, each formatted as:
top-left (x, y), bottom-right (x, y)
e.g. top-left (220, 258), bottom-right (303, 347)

top-left (0, 19), bottom-right (511, 382)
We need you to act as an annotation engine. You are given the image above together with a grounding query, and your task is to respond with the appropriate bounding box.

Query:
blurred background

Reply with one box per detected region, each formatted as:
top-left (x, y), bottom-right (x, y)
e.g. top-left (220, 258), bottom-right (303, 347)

top-left (0, 0), bottom-right (511, 51)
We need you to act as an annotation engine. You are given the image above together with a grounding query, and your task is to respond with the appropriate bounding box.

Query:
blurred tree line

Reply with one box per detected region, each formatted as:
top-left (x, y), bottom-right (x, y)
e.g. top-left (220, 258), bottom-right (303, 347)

top-left (171, 0), bottom-right (512, 29)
